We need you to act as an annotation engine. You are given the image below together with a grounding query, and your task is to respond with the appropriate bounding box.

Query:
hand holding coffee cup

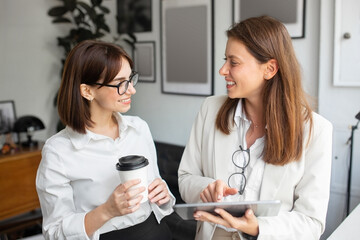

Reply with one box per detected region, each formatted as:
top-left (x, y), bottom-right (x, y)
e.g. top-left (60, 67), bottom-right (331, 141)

top-left (104, 179), bottom-right (145, 217)
top-left (116, 155), bottom-right (149, 203)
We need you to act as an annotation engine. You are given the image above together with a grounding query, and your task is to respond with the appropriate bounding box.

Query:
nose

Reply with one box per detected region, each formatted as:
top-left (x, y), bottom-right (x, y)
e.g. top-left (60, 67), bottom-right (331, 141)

top-left (219, 62), bottom-right (229, 76)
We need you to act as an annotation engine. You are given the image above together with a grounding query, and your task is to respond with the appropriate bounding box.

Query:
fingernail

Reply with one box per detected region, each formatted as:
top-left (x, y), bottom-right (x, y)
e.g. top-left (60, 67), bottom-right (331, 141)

top-left (217, 195), bottom-right (221, 200)
top-left (214, 209), bottom-right (220, 214)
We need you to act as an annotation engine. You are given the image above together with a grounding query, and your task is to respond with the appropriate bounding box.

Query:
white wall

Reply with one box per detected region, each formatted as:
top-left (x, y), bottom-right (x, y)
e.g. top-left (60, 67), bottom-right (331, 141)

top-left (319, 0), bottom-right (360, 238)
top-left (128, 0), bottom-right (321, 146)
top-left (0, 0), bottom-right (320, 146)
top-left (0, 0), bottom-right (61, 142)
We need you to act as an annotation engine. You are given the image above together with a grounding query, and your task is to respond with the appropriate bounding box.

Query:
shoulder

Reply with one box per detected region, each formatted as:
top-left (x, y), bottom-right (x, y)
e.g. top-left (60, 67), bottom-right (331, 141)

top-left (200, 95), bottom-right (228, 114)
top-left (121, 115), bottom-right (150, 131)
top-left (202, 95), bottom-right (228, 107)
top-left (304, 112), bottom-right (333, 142)
top-left (311, 112), bottom-right (333, 133)
top-left (43, 128), bottom-right (70, 149)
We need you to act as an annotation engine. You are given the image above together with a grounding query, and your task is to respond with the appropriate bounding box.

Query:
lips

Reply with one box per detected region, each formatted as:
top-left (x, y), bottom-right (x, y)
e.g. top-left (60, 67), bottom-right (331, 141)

top-left (119, 98), bottom-right (131, 104)
top-left (226, 81), bottom-right (236, 89)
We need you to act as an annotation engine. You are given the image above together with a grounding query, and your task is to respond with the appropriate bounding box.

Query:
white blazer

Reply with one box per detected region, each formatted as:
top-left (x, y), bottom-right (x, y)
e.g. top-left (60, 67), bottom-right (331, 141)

top-left (178, 95), bottom-right (333, 240)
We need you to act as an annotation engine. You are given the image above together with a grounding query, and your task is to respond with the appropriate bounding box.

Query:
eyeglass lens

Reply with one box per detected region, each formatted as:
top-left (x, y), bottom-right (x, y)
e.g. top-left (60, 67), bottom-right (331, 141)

top-left (232, 149), bottom-right (250, 168)
top-left (228, 146), bottom-right (250, 195)
top-left (118, 72), bottom-right (138, 95)
top-left (228, 172), bottom-right (246, 194)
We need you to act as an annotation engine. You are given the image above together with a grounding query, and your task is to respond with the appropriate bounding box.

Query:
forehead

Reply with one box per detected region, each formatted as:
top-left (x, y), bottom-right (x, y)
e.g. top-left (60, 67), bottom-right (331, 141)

top-left (225, 38), bottom-right (257, 61)
top-left (114, 59), bottom-right (131, 78)
top-left (226, 38), bottom-right (247, 54)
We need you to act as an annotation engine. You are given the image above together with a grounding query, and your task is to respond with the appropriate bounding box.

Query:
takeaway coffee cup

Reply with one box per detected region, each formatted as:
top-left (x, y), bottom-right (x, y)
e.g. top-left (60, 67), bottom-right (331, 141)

top-left (116, 155), bottom-right (149, 203)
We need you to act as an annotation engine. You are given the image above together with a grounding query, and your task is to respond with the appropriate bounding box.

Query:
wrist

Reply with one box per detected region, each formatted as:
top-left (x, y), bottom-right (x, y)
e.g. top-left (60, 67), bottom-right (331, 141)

top-left (98, 202), bottom-right (114, 221)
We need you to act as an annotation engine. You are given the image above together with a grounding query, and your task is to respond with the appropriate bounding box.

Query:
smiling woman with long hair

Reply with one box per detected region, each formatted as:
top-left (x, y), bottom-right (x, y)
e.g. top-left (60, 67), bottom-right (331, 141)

top-left (178, 16), bottom-right (332, 240)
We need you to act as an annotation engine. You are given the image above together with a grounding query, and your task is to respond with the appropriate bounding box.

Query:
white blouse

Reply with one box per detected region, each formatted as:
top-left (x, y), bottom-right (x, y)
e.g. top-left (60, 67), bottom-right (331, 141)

top-left (230, 99), bottom-right (265, 202)
top-left (220, 100), bottom-right (266, 233)
top-left (36, 113), bottom-right (174, 240)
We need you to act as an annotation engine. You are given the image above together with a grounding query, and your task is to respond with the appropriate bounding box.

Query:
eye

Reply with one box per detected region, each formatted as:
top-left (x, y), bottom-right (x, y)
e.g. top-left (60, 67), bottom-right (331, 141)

top-left (224, 57), bottom-right (238, 66)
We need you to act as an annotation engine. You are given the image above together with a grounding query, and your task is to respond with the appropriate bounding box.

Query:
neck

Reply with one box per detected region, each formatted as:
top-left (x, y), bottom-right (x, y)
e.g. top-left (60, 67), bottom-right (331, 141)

top-left (243, 99), bottom-right (264, 128)
top-left (88, 108), bottom-right (119, 139)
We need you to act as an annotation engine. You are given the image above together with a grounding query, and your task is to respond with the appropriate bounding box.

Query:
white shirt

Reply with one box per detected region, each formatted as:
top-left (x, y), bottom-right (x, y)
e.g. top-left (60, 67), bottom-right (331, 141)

top-left (36, 113), bottom-right (174, 240)
top-left (220, 100), bottom-right (266, 233)
top-left (231, 99), bottom-right (265, 202)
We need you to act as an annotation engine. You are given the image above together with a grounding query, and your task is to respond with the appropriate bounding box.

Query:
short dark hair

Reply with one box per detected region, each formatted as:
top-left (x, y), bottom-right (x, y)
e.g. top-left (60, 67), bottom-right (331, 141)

top-left (57, 40), bottom-right (133, 133)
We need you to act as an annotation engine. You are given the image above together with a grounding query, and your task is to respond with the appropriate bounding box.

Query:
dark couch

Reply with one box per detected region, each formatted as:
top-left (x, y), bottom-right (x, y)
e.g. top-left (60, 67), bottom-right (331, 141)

top-left (154, 141), bottom-right (196, 240)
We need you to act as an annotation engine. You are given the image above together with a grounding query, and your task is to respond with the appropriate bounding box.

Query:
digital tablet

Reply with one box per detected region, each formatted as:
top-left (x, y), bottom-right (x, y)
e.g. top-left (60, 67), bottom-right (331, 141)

top-left (174, 200), bottom-right (281, 220)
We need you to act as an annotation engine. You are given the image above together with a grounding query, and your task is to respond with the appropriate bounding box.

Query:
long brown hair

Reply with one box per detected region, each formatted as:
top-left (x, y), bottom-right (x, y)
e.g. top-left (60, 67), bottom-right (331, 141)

top-left (216, 16), bottom-right (313, 165)
top-left (57, 40), bottom-right (133, 134)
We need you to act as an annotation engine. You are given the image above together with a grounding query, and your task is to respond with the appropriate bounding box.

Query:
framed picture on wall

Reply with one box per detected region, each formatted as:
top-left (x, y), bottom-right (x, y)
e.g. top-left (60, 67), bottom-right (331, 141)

top-left (233, 0), bottom-right (306, 39)
top-left (117, 0), bottom-right (152, 33)
top-left (133, 41), bottom-right (156, 82)
top-left (0, 100), bottom-right (16, 134)
top-left (161, 0), bottom-right (214, 96)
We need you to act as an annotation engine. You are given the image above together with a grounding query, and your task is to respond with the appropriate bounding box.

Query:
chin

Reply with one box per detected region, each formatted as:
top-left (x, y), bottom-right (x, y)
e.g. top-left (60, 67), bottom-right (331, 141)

top-left (227, 91), bottom-right (240, 99)
top-left (118, 105), bottom-right (131, 113)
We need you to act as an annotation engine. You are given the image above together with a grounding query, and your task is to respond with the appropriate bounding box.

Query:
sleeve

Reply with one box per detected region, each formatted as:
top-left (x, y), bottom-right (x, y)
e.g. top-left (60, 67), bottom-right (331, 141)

top-left (178, 98), bottom-right (217, 203)
top-left (36, 144), bottom-right (96, 240)
top-left (141, 120), bottom-right (175, 221)
top-left (257, 115), bottom-right (333, 240)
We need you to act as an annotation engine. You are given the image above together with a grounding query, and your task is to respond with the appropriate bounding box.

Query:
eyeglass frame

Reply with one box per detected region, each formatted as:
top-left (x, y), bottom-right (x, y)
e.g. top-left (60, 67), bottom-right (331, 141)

top-left (89, 71), bottom-right (139, 95)
top-left (227, 145), bottom-right (250, 195)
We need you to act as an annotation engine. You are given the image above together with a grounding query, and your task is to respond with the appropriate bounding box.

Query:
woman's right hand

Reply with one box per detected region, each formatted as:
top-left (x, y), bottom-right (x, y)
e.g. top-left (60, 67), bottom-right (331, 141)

top-left (103, 179), bottom-right (145, 218)
top-left (200, 179), bottom-right (238, 202)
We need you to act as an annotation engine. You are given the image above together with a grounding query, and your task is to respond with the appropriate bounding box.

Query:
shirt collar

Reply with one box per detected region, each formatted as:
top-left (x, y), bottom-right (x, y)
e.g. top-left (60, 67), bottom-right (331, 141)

top-left (234, 99), bottom-right (251, 128)
top-left (67, 112), bottom-right (137, 150)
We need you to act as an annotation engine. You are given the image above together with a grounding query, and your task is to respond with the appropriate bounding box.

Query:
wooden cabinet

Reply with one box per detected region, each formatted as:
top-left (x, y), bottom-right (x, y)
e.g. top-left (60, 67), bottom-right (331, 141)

top-left (0, 144), bottom-right (43, 221)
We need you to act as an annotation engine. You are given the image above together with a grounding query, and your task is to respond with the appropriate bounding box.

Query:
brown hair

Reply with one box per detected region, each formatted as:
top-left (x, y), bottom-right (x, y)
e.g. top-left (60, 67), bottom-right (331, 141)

top-left (216, 16), bottom-right (313, 165)
top-left (57, 40), bottom-right (133, 134)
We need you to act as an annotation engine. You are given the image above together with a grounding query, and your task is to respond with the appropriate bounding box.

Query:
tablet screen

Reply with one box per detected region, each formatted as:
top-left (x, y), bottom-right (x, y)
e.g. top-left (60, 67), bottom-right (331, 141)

top-left (174, 200), bottom-right (281, 220)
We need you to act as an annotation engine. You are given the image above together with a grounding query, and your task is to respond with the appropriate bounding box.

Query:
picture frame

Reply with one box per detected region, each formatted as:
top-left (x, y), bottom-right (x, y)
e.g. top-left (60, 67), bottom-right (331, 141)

top-left (0, 100), bottom-right (16, 134)
top-left (117, 0), bottom-right (152, 34)
top-left (161, 0), bottom-right (214, 96)
top-left (232, 0), bottom-right (306, 39)
top-left (133, 41), bottom-right (156, 82)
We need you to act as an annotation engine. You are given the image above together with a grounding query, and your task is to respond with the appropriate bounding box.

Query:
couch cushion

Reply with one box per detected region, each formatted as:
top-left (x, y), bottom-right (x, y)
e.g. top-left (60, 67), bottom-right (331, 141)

top-left (155, 141), bottom-right (185, 204)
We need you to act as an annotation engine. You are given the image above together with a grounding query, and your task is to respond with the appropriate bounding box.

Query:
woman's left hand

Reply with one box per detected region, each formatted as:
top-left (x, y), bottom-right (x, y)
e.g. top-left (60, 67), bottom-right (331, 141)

top-left (194, 208), bottom-right (259, 237)
top-left (148, 178), bottom-right (171, 206)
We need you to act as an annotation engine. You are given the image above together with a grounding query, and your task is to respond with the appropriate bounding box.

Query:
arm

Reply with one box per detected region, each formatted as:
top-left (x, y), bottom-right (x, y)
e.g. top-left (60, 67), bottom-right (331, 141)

top-left (178, 98), bottom-right (219, 203)
top-left (36, 145), bottom-right (144, 239)
top-left (257, 114), bottom-right (333, 239)
top-left (142, 119), bottom-right (175, 213)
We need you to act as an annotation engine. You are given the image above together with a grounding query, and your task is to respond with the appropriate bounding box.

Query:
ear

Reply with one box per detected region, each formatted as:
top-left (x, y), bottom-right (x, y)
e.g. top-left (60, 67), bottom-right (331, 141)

top-left (80, 84), bottom-right (94, 101)
top-left (264, 59), bottom-right (279, 80)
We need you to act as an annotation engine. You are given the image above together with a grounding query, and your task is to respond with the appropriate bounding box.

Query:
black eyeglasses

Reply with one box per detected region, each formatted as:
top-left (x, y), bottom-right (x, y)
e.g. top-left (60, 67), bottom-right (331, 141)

top-left (90, 71), bottom-right (139, 95)
top-left (228, 145), bottom-right (250, 195)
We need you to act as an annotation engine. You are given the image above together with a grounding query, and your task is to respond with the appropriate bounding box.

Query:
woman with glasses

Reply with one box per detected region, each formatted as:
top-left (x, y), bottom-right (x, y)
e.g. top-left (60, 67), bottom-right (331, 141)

top-left (36, 40), bottom-right (174, 240)
top-left (178, 16), bottom-right (332, 240)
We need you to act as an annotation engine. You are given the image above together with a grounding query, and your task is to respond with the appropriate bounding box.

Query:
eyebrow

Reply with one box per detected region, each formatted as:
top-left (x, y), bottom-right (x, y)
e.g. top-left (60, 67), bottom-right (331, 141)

top-left (113, 77), bottom-right (127, 82)
top-left (226, 55), bottom-right (240, 60)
